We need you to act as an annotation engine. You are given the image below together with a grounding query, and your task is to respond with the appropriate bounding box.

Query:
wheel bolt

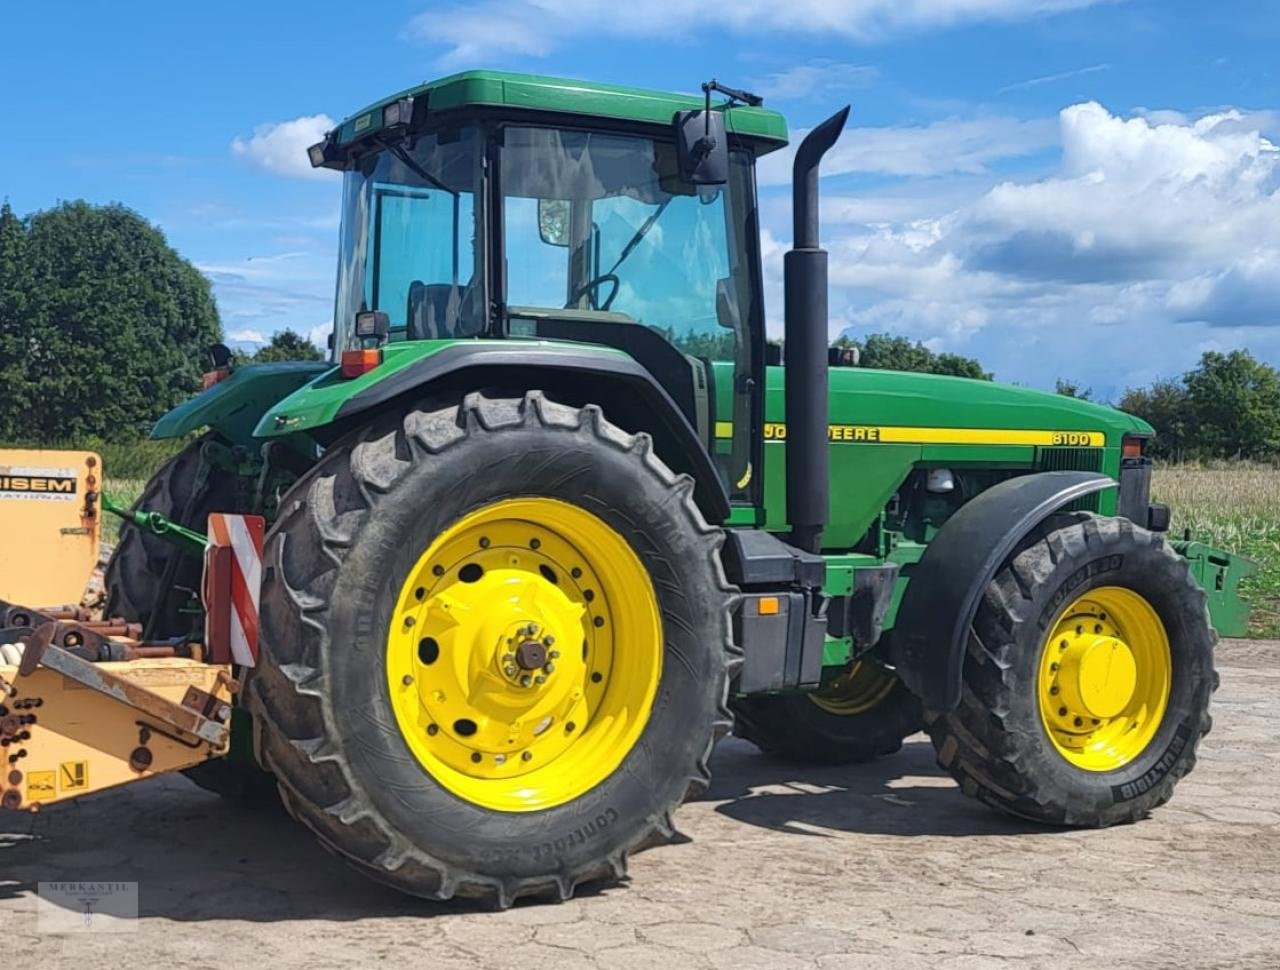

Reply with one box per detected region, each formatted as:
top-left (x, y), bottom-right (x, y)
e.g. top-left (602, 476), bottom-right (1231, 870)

top-left (521, 751), bottom-right (533, 762)
top-left (548, 650), bottom-right (560, 660)
top-left (520, 675), bottom-right (532, 687)
top-left (543, 663), bottom-right (555, 674)
top-left (526, 623), bottom-right (539, 636)
top-left (543, 635), bottom-right (555, 647)
top-left (1049, 686), bottom-right (1059, 695)
top-left (503, 653), bottom-right (515, 662)
top-left (505, 665), bottom-right (517, 677)
top-left (402, 675), bottom-right (414, 686)
top-left (535, 675), bottom-right (546, 685)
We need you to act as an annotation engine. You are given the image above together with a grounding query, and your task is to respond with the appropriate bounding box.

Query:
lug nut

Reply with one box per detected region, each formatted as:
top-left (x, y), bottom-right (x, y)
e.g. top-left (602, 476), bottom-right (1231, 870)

top-left (535, 675), bottom-right (546, 685)
top-left (549, 650), bottom-right (560, 660)
top-left (505, 665), bottom-right (517, 677)
top-left (521, 751), bottom-right (533, 762)
top-left (543, 663), bottom-right (555, 674)
top-left (520, 675), bottom-right (532, 687)
top-left (503, 653), bottom-right (515, 662)
top-left (543, 635), bottom-right (555, 647)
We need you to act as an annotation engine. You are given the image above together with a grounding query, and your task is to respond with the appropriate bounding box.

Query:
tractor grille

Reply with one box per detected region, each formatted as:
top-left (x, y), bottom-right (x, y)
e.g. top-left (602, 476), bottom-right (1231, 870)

top-left (1036, 446), bottom-right (1104, 511)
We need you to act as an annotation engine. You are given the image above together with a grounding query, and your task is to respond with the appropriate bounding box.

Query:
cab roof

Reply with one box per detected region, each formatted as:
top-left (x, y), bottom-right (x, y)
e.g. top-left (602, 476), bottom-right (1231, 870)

top-left (333, 70), bottom-right (789, 152)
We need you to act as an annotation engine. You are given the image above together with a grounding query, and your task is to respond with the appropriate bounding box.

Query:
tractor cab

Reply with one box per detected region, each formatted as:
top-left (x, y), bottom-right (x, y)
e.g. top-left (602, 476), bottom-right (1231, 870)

top-left (313, 72), bottom-right (790, 501)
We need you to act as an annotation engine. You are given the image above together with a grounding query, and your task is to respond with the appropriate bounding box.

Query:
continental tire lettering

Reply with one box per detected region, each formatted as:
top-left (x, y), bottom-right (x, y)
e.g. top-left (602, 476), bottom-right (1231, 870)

top-left (1039, 555), bottom-right (1124, 629)
top-left (1112, 724), bottom-right (1190, 802)
top-left (531, 806), bottom-right (619, 860)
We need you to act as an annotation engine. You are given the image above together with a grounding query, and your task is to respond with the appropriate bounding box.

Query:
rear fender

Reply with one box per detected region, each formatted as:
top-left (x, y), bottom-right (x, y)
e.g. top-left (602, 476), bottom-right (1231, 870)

top-left (255, 342), bottom-right (731, 522)
top-left (891, 471), bottom-right (1116, 711)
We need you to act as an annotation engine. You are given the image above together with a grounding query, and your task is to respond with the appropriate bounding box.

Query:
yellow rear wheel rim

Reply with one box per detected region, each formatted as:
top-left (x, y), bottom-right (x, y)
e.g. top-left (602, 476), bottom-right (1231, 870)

top-left (808, 661), bottom-right (898, 716)
top-left (385, 498), bottom-right (662, 812)
top-left (1037, 586), bottom-right (1171, 772)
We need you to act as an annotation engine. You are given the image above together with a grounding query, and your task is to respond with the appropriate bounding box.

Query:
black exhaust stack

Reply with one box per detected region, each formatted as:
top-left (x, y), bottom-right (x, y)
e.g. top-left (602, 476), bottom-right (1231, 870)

top-left (784, 106), bottom-right (849, 553)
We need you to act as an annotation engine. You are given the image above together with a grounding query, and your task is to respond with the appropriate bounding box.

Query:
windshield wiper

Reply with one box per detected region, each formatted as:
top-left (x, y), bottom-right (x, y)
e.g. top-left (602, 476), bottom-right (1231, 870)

top-left (603, 196), bottom-right (673, 277)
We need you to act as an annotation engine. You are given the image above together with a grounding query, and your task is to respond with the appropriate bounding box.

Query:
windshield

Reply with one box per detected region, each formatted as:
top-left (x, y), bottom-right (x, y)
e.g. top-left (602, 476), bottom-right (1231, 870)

top-left (501, 126), bottom-right (755, 362)
top-left (333, 127), bottom-right (486, 353)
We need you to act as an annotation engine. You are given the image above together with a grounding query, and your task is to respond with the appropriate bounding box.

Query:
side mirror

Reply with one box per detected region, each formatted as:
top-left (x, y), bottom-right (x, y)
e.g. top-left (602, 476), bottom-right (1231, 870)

top-left (537, 199), bottom-right (571, 247)
top-left (673, 110), bottom-right (728, 185)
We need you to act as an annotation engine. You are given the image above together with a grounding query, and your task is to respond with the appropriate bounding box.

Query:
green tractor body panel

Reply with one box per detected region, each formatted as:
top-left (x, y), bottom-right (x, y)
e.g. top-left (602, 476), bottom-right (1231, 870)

top-left (151, 360), bottom-right (330, 447)
top-left (1172, 539), bottom-right (1259, 637)
top-left (730, 362), bottom-right (1151, 548)
top-left (333, 70), bottom-right (789, 152)
top-left (252, 338), bottom-right (633, 439)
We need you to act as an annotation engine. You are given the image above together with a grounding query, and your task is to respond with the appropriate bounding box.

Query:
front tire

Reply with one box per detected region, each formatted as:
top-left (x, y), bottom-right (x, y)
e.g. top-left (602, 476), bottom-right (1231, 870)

top-left (927, 512), bottom-right (1216, 827)
top-left (248, 392), bottom-right (738, 905)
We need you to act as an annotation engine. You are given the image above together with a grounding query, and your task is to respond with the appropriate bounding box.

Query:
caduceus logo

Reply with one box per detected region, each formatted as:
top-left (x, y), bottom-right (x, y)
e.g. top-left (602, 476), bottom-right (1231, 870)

top-left (76, 893), bottom-right (100, 929)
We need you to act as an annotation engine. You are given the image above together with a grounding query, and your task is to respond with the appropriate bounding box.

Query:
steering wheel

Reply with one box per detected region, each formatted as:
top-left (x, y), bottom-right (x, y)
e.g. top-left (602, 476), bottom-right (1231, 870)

top-left (566, 274), bottom-right (620, 311)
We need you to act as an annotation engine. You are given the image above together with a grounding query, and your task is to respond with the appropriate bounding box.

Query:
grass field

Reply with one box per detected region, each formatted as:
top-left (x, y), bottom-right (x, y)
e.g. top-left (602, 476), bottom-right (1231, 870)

top-left (1152, 464), bottom-right (1280, 637)
top-left (99, 463), bottom-right (1279, 637)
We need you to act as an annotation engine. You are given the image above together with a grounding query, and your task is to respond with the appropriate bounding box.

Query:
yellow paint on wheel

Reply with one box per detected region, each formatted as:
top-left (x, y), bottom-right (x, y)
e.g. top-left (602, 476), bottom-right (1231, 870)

top-left (808, 660), bottom-right (897, 716)
top-left (385, 498), bottom-right (662, 812)
top-left (1037, 586), bottom-right (1171, 771)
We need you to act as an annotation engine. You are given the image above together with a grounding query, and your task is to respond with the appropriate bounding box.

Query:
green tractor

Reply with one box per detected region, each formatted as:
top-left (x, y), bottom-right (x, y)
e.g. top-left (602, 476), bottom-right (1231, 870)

top-left (106, 71), bottom-right (1252, 905)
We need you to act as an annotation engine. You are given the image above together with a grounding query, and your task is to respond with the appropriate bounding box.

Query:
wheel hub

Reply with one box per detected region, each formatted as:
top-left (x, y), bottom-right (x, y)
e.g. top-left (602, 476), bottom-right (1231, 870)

top-left (384, 498), bottom-right (663, 812)
top-left (1037, 587), bottom-right (1171, 772)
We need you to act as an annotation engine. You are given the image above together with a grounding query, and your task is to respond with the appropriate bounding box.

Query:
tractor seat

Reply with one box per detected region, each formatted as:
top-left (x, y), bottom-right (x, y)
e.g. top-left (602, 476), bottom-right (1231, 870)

top-left (407, 281), bottom-right (483, 339)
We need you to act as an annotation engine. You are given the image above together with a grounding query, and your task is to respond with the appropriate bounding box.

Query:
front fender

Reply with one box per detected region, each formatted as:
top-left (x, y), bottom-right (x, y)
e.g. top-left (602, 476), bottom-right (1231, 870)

top-left (151, 361), bottom-right (331, 445)
top-left (891, 471), bottom-right (1116, 711)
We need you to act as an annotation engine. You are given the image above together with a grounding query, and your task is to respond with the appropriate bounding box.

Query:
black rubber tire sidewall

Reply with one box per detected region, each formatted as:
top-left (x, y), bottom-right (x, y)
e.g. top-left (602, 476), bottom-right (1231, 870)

top-left (268, 396), bottom-right (733, 890)
top-left (733, 677), bottom-right (921, 765)
top-left (934, 514), bottom-right (1215, 826)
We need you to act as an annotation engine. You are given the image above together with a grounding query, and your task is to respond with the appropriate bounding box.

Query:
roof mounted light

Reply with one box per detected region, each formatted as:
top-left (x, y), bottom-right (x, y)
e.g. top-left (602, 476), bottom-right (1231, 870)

top-left (307, 132), bottom-right (345, 170)
top-left (382, 96), bottom-right (416, 130)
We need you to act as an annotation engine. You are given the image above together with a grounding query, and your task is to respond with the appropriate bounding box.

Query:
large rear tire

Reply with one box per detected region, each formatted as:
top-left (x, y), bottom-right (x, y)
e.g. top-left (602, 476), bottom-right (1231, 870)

top-left (733, 661), bottom-right (921, 765)
top-left (247, 391), bottom-right (738, 905)
top-left (103, 435), bottom-right (277, 805)
top-left (926, 512), bottom-right (1215, 827)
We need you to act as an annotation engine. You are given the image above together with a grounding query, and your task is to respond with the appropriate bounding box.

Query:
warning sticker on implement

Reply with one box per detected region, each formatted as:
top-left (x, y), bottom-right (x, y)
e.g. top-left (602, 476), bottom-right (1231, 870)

top-left (59, 761), bottom-right (88, 792)
top-left (0, 465), bottom-right (78, 502)
top-left (27, 770), bottom-right (56, 801)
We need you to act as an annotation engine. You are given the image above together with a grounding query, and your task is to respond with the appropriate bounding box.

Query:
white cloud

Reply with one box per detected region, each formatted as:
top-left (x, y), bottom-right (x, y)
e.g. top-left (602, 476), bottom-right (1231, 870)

top-left (307, 321), bottom-right (333, 351)
top-left (231, 114), bottom-right (337, 180)
top-left (406, 0), bottom-right (1115, 68)
top-left (785, 102), bottom-right (1280, 395)
top-left (227, 329), bottom-right (266, 345)
top-left (759, 115), bottom-right (1055, 184)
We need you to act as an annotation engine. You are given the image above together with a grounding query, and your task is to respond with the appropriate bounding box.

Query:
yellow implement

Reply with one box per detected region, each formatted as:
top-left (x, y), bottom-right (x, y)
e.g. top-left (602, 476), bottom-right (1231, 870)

top-left (0, 449), bottom-right (102, 607)
top-left (0, 448), bottom-right (240, 812)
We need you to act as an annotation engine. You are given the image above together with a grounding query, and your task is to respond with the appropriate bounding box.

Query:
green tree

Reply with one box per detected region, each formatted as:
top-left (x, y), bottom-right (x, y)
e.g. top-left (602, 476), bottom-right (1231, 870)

top-left (842, 332), bottom-right (992, 380)
top-left (0, 202), bottom-right (33, 439)
top-left (1118, 379), bottom-right (1192, 461)
top-left (252, 328), bottom-right (324, 363)
top-left (1182, 350), bottom-right (1280, 459)
top-left (0, 201), bottom-right (221, 441)
top-left (1054, 378), bottom-right (1093, 400)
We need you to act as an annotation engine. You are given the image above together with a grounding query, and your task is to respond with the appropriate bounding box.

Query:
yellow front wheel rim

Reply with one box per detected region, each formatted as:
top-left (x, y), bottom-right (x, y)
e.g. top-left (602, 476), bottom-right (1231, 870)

top-left (385, 498), bottom-right (662, 812)
top-left (1037, 586), bottom-right (1171, 772)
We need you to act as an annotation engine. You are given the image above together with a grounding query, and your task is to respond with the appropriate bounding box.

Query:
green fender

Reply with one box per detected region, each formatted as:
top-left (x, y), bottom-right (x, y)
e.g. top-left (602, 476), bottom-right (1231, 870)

top-left (151, 361), bottom-right (332, 446)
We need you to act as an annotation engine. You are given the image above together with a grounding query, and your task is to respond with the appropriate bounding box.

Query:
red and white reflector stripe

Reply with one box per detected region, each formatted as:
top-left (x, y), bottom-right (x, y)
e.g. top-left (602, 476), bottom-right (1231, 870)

top-left (203, 513), bottom-right (265, 667)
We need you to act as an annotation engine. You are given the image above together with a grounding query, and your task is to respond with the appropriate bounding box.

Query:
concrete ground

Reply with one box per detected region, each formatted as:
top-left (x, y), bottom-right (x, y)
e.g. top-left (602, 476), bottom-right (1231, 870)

top-left (3, 638), bottom-right (1278, 970)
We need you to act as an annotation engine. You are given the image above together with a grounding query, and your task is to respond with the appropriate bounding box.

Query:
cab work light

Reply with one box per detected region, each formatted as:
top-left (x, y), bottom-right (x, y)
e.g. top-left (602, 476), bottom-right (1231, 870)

top-left (341, 311), bottom-right (390, 378)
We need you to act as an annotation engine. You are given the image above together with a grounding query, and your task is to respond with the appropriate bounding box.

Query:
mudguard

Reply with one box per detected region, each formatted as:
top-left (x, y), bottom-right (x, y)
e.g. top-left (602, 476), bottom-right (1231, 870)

top-left (891, 470), bottom-right (1116, 712)
top-left (256, 341), bottom-right (731, 522)
top-left (151, 361), bottom-right (331, 445)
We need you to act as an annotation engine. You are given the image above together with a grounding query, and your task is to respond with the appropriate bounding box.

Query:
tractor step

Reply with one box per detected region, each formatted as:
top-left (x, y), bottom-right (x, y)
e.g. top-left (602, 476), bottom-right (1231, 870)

top-left (0, 609), bottom-right (235, 812)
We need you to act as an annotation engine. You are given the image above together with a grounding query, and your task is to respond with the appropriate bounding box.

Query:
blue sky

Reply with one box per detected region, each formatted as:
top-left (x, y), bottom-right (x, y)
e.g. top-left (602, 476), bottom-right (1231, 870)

top-left (3, 0), bottom-right (1279, 399)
